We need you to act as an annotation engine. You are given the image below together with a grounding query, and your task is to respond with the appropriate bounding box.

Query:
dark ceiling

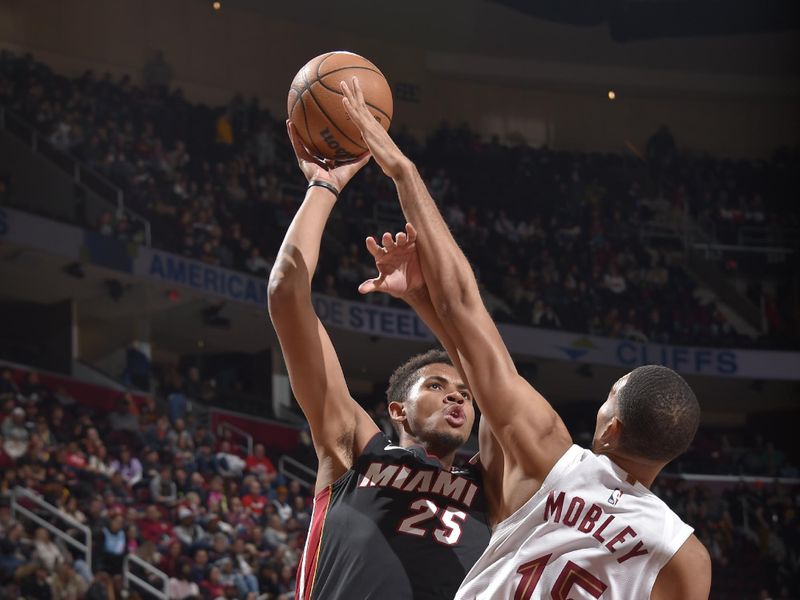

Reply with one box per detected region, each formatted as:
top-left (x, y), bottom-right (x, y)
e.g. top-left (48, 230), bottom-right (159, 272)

top-left (490, 0), bottom-right (800, 41)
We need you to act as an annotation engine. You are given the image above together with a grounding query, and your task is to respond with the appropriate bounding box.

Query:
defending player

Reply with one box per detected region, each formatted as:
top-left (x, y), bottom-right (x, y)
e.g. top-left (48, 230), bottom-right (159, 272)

top-left (268, 121), bottom-right (490, 600)
top-left (342, 78), bottom-right (712, 600)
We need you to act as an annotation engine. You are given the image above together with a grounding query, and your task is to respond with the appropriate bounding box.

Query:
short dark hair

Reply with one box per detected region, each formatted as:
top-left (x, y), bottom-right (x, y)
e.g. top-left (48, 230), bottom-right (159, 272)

top-left (616, 365), bottom-right (700, 462)
top-left (386, 349), bottom-right (452, 406)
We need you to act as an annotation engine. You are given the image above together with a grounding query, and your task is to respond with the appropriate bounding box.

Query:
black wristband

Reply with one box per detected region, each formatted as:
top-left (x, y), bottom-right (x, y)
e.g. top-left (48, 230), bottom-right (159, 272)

top-left (308, 180), bottom-right (339, 199)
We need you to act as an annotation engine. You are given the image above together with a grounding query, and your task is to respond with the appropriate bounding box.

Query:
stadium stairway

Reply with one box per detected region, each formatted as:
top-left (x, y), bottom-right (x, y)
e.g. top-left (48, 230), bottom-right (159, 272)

top-left (640, 195), bottom-right (764, 333)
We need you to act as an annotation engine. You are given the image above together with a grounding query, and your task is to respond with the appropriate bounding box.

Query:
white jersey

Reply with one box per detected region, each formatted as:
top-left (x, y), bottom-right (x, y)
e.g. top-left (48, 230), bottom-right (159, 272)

top-left (456, 445), bottom-right (692, 600)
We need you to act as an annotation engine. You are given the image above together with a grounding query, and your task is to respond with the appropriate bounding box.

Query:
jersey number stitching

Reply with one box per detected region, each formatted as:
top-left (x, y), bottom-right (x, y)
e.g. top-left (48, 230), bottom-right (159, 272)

top-left (514, 554), bottom-right (608, 600)
top-left (397, 498), bottom-right (466, 546)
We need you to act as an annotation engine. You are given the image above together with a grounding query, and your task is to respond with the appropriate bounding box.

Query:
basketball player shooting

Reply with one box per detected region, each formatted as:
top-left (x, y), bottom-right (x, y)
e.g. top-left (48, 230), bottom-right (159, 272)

top-left (342, 77), bottom-right (712, 599)
top-left (267, 121), bottom-right (490, 600)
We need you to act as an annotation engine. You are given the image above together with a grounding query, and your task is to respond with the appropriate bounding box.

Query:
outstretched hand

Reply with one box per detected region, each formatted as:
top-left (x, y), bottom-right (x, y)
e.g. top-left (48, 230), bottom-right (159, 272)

top-left (340, 78), bottom-right (410, 180)
top-left (359, 223), bottom-right (425, 298)
top-left (286, 119), bottom-right (370, 192)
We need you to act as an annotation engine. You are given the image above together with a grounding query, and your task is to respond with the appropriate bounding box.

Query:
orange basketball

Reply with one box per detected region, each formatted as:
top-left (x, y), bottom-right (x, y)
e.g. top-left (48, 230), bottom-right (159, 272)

top-left (287, 51), bottom-right (393, 163)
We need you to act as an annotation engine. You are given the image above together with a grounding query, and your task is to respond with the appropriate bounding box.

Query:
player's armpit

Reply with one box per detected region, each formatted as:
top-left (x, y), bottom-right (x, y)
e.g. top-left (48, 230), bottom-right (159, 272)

top-left (268, 269), bottom-right (378, 493)
top-left (651, 534), bottom-right (711, 600)
top-left (476, 416), bottom-right (505, 527)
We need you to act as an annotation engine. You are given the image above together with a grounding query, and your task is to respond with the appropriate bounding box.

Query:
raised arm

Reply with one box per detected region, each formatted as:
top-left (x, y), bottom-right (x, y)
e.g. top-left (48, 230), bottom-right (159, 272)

top-left (342, 80), bottom-right (571, 493)
top-left (268, 122), bottom-right (377, 493)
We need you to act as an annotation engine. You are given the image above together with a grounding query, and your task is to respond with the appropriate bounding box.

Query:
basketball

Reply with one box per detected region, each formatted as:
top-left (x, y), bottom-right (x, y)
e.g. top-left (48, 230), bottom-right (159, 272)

top-left (287, 51), bottom-right (393, 162)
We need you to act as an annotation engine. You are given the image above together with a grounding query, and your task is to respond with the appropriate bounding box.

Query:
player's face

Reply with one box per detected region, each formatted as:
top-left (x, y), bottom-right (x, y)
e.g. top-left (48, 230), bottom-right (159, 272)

top-left (591, 373), bottom-right (629, 453)
top-left (403, 363), bottom-right (475, 454)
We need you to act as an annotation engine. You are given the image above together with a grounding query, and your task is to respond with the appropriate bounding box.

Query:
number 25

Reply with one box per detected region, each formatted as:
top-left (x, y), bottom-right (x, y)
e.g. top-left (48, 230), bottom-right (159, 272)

top-left (397, 498), bottom-right (466, 546)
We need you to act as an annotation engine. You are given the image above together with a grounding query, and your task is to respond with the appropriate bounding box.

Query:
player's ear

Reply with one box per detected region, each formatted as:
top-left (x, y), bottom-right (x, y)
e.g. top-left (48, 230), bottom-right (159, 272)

top-left (388, 400), bottom-right (407, 427)
top-left (598, 415), bottom-right (623, 451)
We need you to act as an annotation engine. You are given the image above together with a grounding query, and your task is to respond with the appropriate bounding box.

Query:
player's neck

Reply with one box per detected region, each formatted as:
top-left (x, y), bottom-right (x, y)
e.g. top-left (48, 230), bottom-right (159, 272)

top-left (604, 452), bottom-right (662, 489)
top-left (399, 434), bottom-right (456, 469)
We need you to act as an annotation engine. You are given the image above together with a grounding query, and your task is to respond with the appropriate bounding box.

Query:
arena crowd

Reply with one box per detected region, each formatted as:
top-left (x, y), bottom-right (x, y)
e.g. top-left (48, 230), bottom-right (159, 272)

top-left (0, 366), bottom-right (797, 599)
top-left (0, 50), bottom-right (797, 351)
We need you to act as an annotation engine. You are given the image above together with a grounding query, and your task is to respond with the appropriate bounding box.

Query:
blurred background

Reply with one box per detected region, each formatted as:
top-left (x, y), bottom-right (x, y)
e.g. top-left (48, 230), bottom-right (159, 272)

top-left (0, 1), bottom-right (798, 598)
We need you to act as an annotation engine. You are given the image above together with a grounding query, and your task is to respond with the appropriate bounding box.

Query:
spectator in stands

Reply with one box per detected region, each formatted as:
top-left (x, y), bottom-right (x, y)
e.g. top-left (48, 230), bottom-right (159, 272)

top-left (208, 532), bottom-right (231, 564)
top-left (215, 440), bottom-right (245, 478)
top-left (189, 547), bottom-right (209, 583)
top-left (63, 441), bottom-right (88, 471)
top-left (264, 514), bottom-right (287, 550)
top-left (0, 522), bottom-right (27, 580)
top-left (0, 371), bottom-right (19, 402)
top-left (33, 416), bottom-right (55, 449)
top-left (19, 372), bottom-right (50, 406)
top-left (245, 246), bottom-right (272, 275)
top-left (99, 513), bottom-right (126, 575)
top-left (0, 497), bottom-right (15, 537)
top-left (59, 497), bottom-right (87, 526)
top-left (107, 396), bottom-right (140, 438)
top-left (84, 571), bottom-right (115, 600)
top-left (245, 443), bottom-right (276, 478)
top-left (241, 481), bottom-right (267, 518)
top-left (272, 486), bottom-right (292, 523)
top-left (1, 406), bottom-right (28, 459)
top-left (50, 561), bottom-right (88, 600)
top-left (32, 527), bottom-right (67, 571)
top-left (86, 445), bottom-right (115, 480)
top-left (48, 405), bottom-right (71, 444)
top-left (20, 564), bottom-right (52, 600)
top-left (53, 386), bottom-right (77, 408)
top-left (149, 465), bottom-right (178, 506)
top-left (138, 505), bottom-right (172, 546)
top-left (292, 496), bottom-right (310, 529)
top-left (110, 446), bottom-right (142, 487)
top-left (174, 506), bottom-right (207, 549)
top-left (167, 558), bottom-right (200, 600)
top-left (144, 415), bottom-right (173, 451)
top-left (157, 540), bottom-right (183, 578)
top-left (201, 564), bottom-right (225, 599)
top-left (167, 418), bottom-right (193, 450)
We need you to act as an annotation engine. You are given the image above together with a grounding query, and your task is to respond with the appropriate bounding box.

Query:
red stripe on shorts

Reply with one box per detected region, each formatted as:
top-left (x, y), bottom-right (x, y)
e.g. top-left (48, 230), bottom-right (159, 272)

top-left (295, 485), bottom-right (332, 600)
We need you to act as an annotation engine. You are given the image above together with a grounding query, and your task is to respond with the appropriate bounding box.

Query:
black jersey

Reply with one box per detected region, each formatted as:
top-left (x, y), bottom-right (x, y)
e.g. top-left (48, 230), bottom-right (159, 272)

top-left (296, 432), bottom-right (491, 600)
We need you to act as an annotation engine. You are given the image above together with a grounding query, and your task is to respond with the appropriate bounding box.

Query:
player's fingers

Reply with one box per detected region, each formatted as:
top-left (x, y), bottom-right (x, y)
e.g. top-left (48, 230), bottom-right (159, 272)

top-left (341, 83), bottom-right (362, 116)
top-left (381, 232), bottom-right (394, 248)
top-left (365, 236), bottom-right (384, 258)
top-left (341, 95), bottom-right (366, 129)
top-left (287, 121), bottom-right (322, 166)
top-left (341, 94), bottom-right (354, 116)
top-left (351, 151), bottom-right (371, 170)
top-left (405, 223), bottom-right (417, 243)
top-left (358, 277), bottom-right (382, 295)
top-left (395, 232), bottom-right (407, 246)
top-left (352, 76), bottom-right (366, 106)
top-left (340, 80), bottom-right (353, 101)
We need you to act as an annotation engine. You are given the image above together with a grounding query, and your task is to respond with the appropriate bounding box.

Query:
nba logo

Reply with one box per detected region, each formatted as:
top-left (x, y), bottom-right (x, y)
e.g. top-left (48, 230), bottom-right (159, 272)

top-left (608, 488), bottom-right (623, 506)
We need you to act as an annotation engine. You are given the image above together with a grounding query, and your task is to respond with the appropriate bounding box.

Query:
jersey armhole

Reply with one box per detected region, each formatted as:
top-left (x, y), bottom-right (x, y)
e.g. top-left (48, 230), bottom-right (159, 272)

top-left (354, 430), bottom-right (386, 460)
top-left (491, 444), bottom-right (584, 537)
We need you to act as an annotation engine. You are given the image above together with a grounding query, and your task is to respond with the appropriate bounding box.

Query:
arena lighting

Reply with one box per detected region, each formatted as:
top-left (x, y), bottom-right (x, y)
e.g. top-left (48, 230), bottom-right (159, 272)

top-left (608, 90), bottom-right (617, 100)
